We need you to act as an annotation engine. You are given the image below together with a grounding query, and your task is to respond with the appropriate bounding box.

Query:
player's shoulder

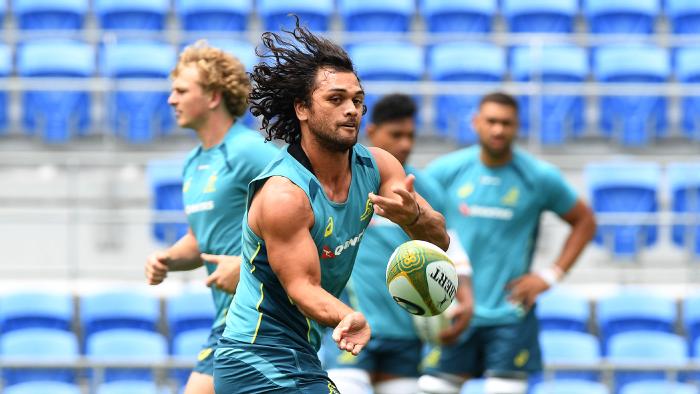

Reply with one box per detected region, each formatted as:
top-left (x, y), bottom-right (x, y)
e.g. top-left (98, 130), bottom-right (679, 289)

top-left (182, 145), bottom-right (201, 171)
top-left (512, 148), bottom-right (564, 184)
top-left (427, 146), bottom-right (479, 171)
top-left (225, 124), bottom-right (270, 153)
top-left (256, 176), bottom-right (312, 222)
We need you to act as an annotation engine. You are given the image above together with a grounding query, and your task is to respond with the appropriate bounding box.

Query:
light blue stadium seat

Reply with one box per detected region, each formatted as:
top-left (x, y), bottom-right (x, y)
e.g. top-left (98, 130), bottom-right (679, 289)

top-left (102, 41), bottom-right (175, 143)
top-left (532, 380), bottom-right (610, 394)
top-left (429, 42), bottom-right (505, 145)
top-left (594, 44), bottom-right (669, 146)
top-left (538, 330), bottom-right (601, 383)
top-left (167, 291), bottom-right (215, 338)
top-left (668, 163), bottom-right (700, 256)
top-left (176, 0), bottom-right (250, 32)
top-left (259, 0), bottom-right (333, 32)
top-left (87, 329), bottom-right (168, 382)
top-left (620, 381), bottom-right (699, 394)
top-left (536, 288), bottom-right (590, 332)
top-left (585, 162), bottom-right (660, 257)
top-left (95, 0), bottom-right (169, 30)
top-left (585, 0), bottom-right (659, 34)
top-left (18, 39), bottom-right (94, 143)
top-left (511, 45), bottom-right (587, 144)
top-left (13, 0), bottom-right (87, 30)
top-left (146, 159), bottom-right (187, 244)
top-left (171, 328), bottom-right (209, 384)
top-left (0, 44), bottom-right (9, 133)
top-left (81, 290), bottom-right (160, 339)
top-left (339, 0), bottom-right (414, 32)
top-left (201, 39), bottom-right (257, 72)
top-left (97, 380), bottom-right (161, 394)
top-left (684, 295), bottom-right (700, 350)
top-left (676, 47), bottom-right (700, 140)
top-left (0, 0), bottom-right (5, 28)
top-left (0, 291), bottom-right (73, 332)
top-left (461, 379), bottom-right (486, 394)
top-left (608, 331), bottom-right (687, 393)
top-left (0, 328), bottom-right (79, 385)
top-left (503, 0), bottom-right (578, 33)
top-left (4, 381), bottom-right (82, 394)
top-left (667, 0), bottom-right (700, 35)
top-left (421, 0), bottom-right (496, 33)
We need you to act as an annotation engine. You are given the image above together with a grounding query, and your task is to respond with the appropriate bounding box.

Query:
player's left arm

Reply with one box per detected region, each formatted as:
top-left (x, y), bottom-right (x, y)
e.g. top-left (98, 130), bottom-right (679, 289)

top-left (368, 147), bottom-right (450, 251)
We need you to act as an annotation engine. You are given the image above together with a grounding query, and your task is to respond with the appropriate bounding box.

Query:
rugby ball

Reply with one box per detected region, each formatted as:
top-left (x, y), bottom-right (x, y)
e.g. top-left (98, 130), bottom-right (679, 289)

top-left (386, 240), bottom-right (457, 317)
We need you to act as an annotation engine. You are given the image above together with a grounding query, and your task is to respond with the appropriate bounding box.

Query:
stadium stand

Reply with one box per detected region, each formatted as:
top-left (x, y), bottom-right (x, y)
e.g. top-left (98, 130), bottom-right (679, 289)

top-left (95, 380), bottom-right (161, 394)
top-left (584, 0), bottom-right (659, 35)
top-left (531, 380), bottom-right (610, 394)
top-left (676, 47), bottom-right (700, 141)
top-left (619, 381), bottom-right (699, 394)
top-left (146, 159), bottom-right (187, 245)
top-left (667, 0), bottom-right (700, 35)
top-left (258, 0), bottom-right (334, 32)
top-left (3, 381), bottom-right (82, 394)
top-left (683, 294), bottom-right (700, 351)
top-left (94, 0), bottom-right (169, 31)
top-left (166, 291), bottom-right (215, 339)
top-left (80, 290), bottom-right (160, 339)
top-left (13, 0), bottom-right (87, 30)
top-left (0, 328), bottom-right (79, 385)
top-left (0, 291), bottom-right (73, 333)
top-left (175, 0), bottom-right (251, 32)
top-left (536, 288), bottom-right (590, 333)
top-left (668, 162), bottom-right (700, 257)
top-left (0, 44), bottom-right (10, 133)
top-left (539, 330), bottom-right (601, 382)
top-left (338, 0), bottom-right (415, 32)
top-left (502, 0), bottom-right (578, 33)
top-left (86, 328), bottom-right (168, 382)
top-left (420, 0), bottom-right (496, 33)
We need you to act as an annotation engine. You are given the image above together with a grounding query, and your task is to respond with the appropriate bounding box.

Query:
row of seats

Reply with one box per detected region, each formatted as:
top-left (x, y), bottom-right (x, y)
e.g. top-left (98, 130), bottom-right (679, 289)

top-left (1, 381), bottom-right (171, 394)
top-left (2, 0), bottom-right (700, 35)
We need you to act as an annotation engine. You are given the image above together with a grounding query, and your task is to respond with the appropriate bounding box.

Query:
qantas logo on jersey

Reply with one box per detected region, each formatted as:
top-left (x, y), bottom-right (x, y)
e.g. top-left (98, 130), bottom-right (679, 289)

top-left (320, 229), bottom-right (366, 259)
top-left (459, 203), bottom-right (513, 220)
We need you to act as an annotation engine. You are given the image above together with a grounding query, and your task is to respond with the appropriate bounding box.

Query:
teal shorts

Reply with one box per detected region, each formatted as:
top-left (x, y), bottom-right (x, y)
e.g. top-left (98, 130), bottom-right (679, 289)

top-left (423, 309), bottom-right (542, 379)
top-left (193, 325), bottom-right (225, 376)
top-left (325, 335), bottom-right (423, 377)
top-left (214, 337), bottom-right (339, 394)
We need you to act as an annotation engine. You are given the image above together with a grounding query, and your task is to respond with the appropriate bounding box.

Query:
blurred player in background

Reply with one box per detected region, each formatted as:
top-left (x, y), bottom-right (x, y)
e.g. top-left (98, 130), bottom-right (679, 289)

top-left (144, 42), bottom-right (278, 394)
top-left (417, 92), bottom-right (596, 394)
top-left (212, 18), bottom-right (464, 393)
top-left (326, 93), bottom-right (473, 394)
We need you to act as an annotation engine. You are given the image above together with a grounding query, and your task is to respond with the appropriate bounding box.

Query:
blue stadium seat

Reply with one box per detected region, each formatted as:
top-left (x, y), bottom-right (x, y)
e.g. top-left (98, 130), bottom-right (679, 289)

top-left (171, 328), bottom-right (209, 384)
top-left (620, 381), bottom-right (699, 394)
top-left (429, 42), bottom-right (504, 144)
top-left (97, 380), bottom-right (160, 394)
top-left (17, 39), bottom-right (94, 143)
top-left (0, 44), bottom-right (9, 133)
top-left (146, 159), bottom-right (187, 245)
top-left (608, 331), bottom-right (687, 393)
top-left (81, 290), bottom-right (160, 339)
top-left (95, 0), bottom-right (169, 31)
top-left (13, 0), bottom-right (87, 30)
top-left (202, 39), bottom-right (257, 71)
top-left (0, 328), bottom-right (79, 385)
top-left (0, 291), bottom-right (73, 332)
top-left (421, 0), bottom-right (496, 33)
top-left (684, 295), bottom-right (700, 350)
top-left (676, 47), bottom-right (700, 140)
top-left (668, 163), bottom-right (700, 256)
top-left (597, 290), bottom-right (676, 352)
top-left (259, 0), bottom-right (333, 32)
top-left (167, 291), bottom-right (215, 338)
top-left (511, 45), bottom-right (587, 144)
top-left (536, 288), bottom-right (590, 332)
top-left (532, 380), bottom-right (610, 394)
top-left (584, 0), bottom-right (659, 34)
top-left (102, 41), bottom-right (175, 143)
top-left (667, 0), bottom-right (700, 35)
top-left (585, 162), bottom-right (660, 257)
top-left (461, 379), bottom-right (486, 394)
top-left (4, 381), bottom-right (82, 394)
top-left (176, 0), bottom-right (250, 32)
top-left (594, 44), bottom-right (669, 146)
top-left (539, 330), bottom-right (601, 382)
top-left (503, 0), bottom-right (578, 33)
top-left (339, 0), bottom-right (415, 32)
top-left (0, 0), bottom-right (5, 28)
top-left (87, 329), bottom-right (168, 382)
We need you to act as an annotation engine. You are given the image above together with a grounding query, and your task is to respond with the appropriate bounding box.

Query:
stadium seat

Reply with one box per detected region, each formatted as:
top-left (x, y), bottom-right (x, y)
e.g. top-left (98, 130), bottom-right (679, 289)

top-left (3, 381), bottom-right (82, 394)
top-left (95, 0), bottom-right (169, 31)
top-left (597, 290), bottom-right (676, 352)
top-left (167, 291), bottom-right (215, 338)
top-left (584, 0), bottom-right (659, 34)
top-left (428, 42), bottom-right (505, 144)
top-left (17, 39), bottom-right (94, 143)
top-left (0, 0), bottom-right (5, 28)
top-left (532, 380), bottom-right (610, 394)
top-left (594, 44), bottom-right (669, 146)
top-left (676, 47), bottom-right (700, 140)
top-left (511, 44), bottom-right (587, 144)
top-left (146, 159), bottom-right (187, 245)
top-left (13, 0), bottom-right (87, 30)
top-left (102, 40), bottom-right (175, 143)
top-left (684, 295), bottom-right (700, 349)
top-left (258, 0), bottom-right (334, 32)
top-left (86, 329), bottom-right (168, 382)
top-left (0, 44), bottom-right (9, 133)
top-left (176, 0), bottom-right (250, 32)
top-left (81, 290), bottom-right (160, 338)
top-left (461, 379), bottom-right (486, 394)
top-left (539, 330), bottom-right (601, 382)
top-left (0, 291), bottom-right (73, 332)
top-left (171, 328), bottom-right (209, 384)
top-left (201, 39), bottom-right (257, 71)
top-left (503, 0), bottom-right (578, 33)
top-left (668, 162), bottom-right (700, 257)
top-left (667, 0), bottom-right (700, 35)
top-left (620, 381), bottom-right (699, 394)
top-left (421, 0), bottom-right (496, 33)
top-left (0, 328), bottom-right (79, 385)
top-left (339, 0), bottom-right (415, 32)
top-left (536, 288), bottom-right (590, 332)
top-left (585, 162), bottom-right (660, 257)
top-left (96, 380), bottom-right (161, 394)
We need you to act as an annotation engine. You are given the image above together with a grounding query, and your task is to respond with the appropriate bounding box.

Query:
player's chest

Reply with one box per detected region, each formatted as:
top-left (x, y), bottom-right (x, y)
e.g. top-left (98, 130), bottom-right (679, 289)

top-left (182, 157), bottom-right (241, 213)
top-left (315, 195), bottom-right (374, 261)
top-left (450, 171), bottom-right (539, 221)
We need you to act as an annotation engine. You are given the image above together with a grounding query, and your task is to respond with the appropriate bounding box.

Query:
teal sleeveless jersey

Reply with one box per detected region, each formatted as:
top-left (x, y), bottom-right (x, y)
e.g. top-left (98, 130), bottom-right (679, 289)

top-left (426, 146), bottom-right (578, 327)
top-left (182, 121), bottom-right (278, 329)
top-left (345, 166), bottom-right (445, 340)
top-left (223, 143), bottom-right (381, 355)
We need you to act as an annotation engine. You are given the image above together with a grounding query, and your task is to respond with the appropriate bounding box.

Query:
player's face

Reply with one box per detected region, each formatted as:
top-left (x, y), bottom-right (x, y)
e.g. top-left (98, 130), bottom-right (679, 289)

top-left (302, 68), bottom-right (364, 152)
top-left (168, 65), bottom-right (210, 130)
top-left (367, 117), bottom-right (415, 165)
top-left (473, 102), bottom-right (518, 158)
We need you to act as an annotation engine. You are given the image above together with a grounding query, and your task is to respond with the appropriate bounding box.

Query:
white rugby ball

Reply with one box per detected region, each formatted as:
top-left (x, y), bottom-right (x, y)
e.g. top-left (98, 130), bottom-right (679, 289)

top-left (386, 240), bottom-right (458, 317)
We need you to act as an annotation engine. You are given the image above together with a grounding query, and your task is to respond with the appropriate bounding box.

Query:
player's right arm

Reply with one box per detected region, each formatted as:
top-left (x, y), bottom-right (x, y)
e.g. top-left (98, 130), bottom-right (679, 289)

top-left (145, 228), bottom-right (203, 285)
top-left (249, 176), bottom-right (370, 355)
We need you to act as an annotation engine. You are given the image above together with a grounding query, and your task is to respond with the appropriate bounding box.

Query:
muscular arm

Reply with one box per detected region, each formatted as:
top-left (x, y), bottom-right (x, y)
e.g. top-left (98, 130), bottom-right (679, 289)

top-left (553, 199), bottom-right (597, 274)
top-left (165, 228), bottom-right (204, 271)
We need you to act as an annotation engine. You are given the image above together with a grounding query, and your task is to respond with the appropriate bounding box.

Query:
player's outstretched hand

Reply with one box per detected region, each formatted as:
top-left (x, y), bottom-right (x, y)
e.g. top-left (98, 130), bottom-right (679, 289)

top-left (369, 174), bottom-right (420, 226)
top-left (439, 284), bottom-right (473, 344)
top-left (145, 251), bottom-right (170, 285)
top-left (506, 273), bottom-right (549, 310)
top-left (332, 312), bottom-right (370, 356)
top-left (202, 253), bottom-right (242, 294)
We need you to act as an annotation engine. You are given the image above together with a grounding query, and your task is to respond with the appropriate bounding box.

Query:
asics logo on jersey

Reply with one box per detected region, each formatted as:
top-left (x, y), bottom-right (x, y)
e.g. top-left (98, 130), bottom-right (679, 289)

top-left (324, 217), bottom-right (334, 237)
top-left (320, 229), bottom-right (366, 259)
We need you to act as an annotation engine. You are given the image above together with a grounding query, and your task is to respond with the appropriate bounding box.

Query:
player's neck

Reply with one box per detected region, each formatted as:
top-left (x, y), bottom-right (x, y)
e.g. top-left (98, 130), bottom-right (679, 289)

top-left (197, 114), bottom-right (235, 149)
top-left (480, 149), bottom-right (513, 167)
top-left (300, 138), bottom-right (352, 202)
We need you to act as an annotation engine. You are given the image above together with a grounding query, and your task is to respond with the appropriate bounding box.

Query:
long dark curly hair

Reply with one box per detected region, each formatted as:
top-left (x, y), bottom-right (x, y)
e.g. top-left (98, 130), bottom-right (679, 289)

top-left (249, 16), bottom-right (362, 144)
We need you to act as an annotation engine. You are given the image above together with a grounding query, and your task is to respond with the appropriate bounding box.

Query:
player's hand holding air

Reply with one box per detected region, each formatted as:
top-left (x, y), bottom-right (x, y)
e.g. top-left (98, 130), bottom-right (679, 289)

top-left (202, 253), bottom-right (242, 294)
top-left (506, 273), bottom-right (549, 310)
top-left (333, 311), bottom-right (370, 356)
top-left (439, 281), bottom-right (474, 344)
top-left (369, 174), bottom-right (420, 226)
top-left (145, 251), bottom-right (170, 285)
